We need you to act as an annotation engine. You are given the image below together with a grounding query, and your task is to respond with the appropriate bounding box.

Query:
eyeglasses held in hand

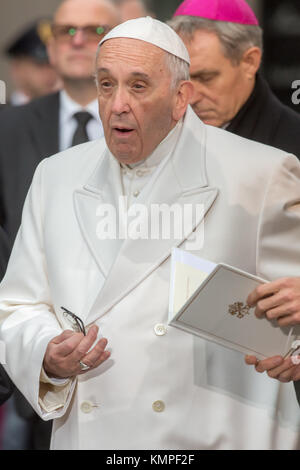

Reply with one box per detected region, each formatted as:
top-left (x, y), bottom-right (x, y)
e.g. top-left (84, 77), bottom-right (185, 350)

top-left (61, 306), bottom-right (86, 336)
top-left (51, 24), bottom-right (108, 43)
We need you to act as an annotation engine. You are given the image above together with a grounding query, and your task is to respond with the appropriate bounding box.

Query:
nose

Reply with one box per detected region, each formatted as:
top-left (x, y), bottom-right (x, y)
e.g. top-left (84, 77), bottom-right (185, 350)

top-left (71, 29), bottom-right (85, 47)
top-left (111, 86), bottom-right (131, 115)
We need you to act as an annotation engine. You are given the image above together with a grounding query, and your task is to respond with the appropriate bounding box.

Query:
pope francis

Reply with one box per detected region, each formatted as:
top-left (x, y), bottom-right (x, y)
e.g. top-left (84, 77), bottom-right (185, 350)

top-left (0, 17), bottom-right (300, 450)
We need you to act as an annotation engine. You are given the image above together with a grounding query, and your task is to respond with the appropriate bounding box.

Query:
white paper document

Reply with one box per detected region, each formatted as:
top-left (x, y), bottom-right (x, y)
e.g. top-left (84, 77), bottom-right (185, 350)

top-left (169, 248), bottom-right (300, 359)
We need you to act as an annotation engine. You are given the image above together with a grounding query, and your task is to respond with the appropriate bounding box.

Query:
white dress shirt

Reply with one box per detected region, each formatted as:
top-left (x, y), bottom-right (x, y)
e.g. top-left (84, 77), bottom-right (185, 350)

top-left (59, 90), bottom-right (104, 151)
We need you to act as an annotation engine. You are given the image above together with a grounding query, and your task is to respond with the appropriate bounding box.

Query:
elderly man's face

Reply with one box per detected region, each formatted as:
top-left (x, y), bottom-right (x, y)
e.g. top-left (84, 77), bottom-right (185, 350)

top-left (96, 38), bottom-right (179, 164)
top-left (182, 30), bottom-right (254, 128)
top-left (48, 0), bottom-right (119, 82)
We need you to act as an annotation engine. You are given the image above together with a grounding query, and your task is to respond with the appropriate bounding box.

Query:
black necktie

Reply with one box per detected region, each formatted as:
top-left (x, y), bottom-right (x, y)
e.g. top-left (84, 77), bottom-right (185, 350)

top-left (71, 111), bottom-right (93, 146)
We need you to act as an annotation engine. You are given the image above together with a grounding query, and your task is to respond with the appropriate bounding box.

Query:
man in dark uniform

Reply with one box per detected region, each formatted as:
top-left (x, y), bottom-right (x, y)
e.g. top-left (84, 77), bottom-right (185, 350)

top-left (4, 19), bottom-right (60, 105)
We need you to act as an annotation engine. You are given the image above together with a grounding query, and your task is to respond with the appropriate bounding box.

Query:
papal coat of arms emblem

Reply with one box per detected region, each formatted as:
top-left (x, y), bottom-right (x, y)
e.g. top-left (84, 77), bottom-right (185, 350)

top-left (228, 302), bottom-right (251, 319)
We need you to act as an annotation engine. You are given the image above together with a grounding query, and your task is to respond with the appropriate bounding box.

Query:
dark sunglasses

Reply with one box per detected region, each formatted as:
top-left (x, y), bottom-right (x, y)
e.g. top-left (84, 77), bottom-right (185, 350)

top-left (51, 24), bottom-right (109, 42)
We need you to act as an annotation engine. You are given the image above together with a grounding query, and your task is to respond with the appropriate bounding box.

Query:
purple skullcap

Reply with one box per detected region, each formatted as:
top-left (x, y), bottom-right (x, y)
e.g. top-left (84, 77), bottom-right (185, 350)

top-left (174, 0), bottom-right (259, 26)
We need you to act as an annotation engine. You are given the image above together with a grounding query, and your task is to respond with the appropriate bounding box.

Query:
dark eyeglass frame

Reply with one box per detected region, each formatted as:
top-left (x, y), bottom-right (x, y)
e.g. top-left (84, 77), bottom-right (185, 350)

top-left (51, 24), bottom-right (109, 41)
top-left (61, 306), bottom-right (86, 336)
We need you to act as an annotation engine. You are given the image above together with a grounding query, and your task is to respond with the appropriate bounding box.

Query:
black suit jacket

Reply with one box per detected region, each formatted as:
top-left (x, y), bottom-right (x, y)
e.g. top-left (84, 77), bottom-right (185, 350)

top-left (0, 226), bottom-right (12, 405)
top-left (0, 96), bottom-right (58, 445)
top-left (227, 73), bottom-right (300, 160)
top-left (0, 105), bottom-right (16, 404)
top-left (0, 92), bottom-right (60, 242)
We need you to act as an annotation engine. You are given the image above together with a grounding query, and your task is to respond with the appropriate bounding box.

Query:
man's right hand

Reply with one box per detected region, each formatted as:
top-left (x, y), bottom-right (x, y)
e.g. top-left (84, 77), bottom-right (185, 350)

top-left (43, 325), bottom-right (110, 378)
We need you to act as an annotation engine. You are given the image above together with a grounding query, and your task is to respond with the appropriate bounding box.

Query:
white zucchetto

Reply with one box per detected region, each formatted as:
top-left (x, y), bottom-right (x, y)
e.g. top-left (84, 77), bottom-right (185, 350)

top-left (99, 16), bottom-right (190, 65)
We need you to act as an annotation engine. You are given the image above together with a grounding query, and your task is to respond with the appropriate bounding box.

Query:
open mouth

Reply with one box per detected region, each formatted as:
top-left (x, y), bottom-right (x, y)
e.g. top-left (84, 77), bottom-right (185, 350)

top-left (113, 127), bottom-right (135, 137)
top-left (114, 127), bottom-right (134, 133)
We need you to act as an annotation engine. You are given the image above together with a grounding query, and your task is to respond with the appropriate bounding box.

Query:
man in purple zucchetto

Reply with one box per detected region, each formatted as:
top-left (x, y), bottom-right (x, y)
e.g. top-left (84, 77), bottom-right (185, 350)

top-left (169, 0), bottom-right (300, 409)
top-left (168, 0), bottom-right (300, 157)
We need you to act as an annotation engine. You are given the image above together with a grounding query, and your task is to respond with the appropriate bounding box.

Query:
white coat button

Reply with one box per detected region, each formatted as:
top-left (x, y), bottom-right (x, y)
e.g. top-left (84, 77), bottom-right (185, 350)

top-left (133, 190), bottom-right (140, 197)
top-left (152, 400), bottom-right (165, 412)
top-left (154, 323), bottom-right (167, 336)
top-left (80, 401), bottom-right (93, 414)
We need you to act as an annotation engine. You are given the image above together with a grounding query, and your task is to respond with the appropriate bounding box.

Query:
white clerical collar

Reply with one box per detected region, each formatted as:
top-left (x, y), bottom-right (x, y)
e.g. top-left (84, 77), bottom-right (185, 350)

top-left (117, 118), bottom-right (183, 171)
top-left (59, 89), bottom-right (100, 123)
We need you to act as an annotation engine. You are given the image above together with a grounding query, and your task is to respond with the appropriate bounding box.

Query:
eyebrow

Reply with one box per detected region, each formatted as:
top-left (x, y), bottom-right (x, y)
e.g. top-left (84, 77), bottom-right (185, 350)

top-left (97, 68), bottom-right (151, 81)
top-left (190, 70), bottom-right (220, 79)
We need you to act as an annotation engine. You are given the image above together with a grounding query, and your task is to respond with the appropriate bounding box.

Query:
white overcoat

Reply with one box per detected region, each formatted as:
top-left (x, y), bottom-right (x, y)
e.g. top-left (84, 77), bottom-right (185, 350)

top-left (1, 107), bottom-right (300, 449)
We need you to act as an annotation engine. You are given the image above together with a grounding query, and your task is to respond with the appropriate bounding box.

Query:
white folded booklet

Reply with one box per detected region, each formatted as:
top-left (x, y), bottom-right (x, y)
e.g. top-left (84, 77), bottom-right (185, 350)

top-left (169, 248), bottom-right (300, 359)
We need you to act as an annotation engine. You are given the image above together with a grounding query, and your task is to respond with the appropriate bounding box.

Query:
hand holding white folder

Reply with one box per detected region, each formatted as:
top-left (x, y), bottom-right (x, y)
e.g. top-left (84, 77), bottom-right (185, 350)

top-left (169, 248), bottom-right (300, 360)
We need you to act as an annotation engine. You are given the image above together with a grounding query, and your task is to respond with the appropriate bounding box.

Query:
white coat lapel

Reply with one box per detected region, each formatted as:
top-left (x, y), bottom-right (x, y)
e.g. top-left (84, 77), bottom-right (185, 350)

top-left (73, 150), bottom-right (124, 278)
top-left (85, 107), bottom-right (219, 325)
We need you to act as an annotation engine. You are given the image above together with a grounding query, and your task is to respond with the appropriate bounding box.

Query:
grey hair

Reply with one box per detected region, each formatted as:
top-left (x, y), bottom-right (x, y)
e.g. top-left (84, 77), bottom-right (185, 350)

top-left (164, 52), bottom-right (190, 89)
top-left (167, 16), bottom-right (263, 65)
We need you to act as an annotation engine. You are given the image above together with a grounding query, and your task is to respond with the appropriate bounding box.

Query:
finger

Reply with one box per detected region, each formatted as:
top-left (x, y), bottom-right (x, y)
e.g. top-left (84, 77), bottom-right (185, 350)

top-left (255, 356), bottom-right (284, 374)
top-left (255, 292), bottom-right (283, 317)
top-left (265, 303), bottom-right (292, 320)
top-left (55, 331), bottom-right (85, 357)
top-left (92, 349), bottom-right (111, 369)
top-left (79, 337), bottom-right (109, 370)
top-left (256, 356), bottom-right (294, 379)
top-left (69, 325), bottom-right (99, 362)
top-left (247, 281), bottom-right (280, 306)
top-left (254, 305), bottom-right (266, 319)
top-left (245, 355), bottom-right (259, 366)
top-left (276, 363), bottom-right (300, 382)
top-left (50, 329), bottom-right (76, 345)
top-left (268, 304), bottom-right (300, 326)
top-left (291, 362), bottom-right (300, 381)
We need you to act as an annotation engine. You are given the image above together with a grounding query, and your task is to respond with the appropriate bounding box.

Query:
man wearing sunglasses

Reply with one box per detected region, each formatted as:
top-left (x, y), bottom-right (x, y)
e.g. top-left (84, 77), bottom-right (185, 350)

top-left (0, 0), bottom-right (120, 243)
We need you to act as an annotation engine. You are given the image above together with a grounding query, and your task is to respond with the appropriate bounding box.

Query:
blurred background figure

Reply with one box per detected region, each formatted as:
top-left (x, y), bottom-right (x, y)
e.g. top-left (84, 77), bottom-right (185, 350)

top-left (109, 0), bottom-right (154, 21)
top-left (168, 0), bottom-right (300, 160)
top-left (4, 19), bottom-right (61, 105)
top-left (0, 0), bottom-right (120, 450)
top-left (0, 0), bottom-right (120, 242)
top-left (0, 224), bottom-right (13, 450)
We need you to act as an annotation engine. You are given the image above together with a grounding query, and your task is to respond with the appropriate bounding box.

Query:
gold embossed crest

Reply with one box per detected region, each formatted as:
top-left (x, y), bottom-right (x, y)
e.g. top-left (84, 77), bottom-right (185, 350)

top-left (228, 302), bottom-right (251, 319)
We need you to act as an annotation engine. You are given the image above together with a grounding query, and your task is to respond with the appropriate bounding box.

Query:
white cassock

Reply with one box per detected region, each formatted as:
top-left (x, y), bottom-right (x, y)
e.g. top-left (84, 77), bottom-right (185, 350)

top-left (0, 106), bottom-right (300, 450)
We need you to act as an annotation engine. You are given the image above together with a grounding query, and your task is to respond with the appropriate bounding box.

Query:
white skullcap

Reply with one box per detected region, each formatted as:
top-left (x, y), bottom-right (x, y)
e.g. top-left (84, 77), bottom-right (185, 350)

top-left (99, 16), bottom-right (190, 65)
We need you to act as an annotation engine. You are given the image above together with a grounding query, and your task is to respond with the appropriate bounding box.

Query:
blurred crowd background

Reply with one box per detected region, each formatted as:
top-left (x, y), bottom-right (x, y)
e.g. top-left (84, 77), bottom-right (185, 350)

top-left (1, 1), bottom-right (300, 112)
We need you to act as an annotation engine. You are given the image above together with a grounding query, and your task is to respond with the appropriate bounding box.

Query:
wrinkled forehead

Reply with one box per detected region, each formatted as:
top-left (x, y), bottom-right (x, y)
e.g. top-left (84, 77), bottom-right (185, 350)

top-left (97, 37), bottom-right (168, 68)
top-left (54, 0), bottom-right (118, 25)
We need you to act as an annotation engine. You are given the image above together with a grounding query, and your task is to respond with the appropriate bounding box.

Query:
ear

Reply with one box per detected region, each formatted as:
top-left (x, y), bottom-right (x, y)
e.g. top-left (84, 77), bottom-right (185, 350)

top-left (241, 47), bottom-right (262, 80)
top-left (172, 80), bottom-right (194, 121)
